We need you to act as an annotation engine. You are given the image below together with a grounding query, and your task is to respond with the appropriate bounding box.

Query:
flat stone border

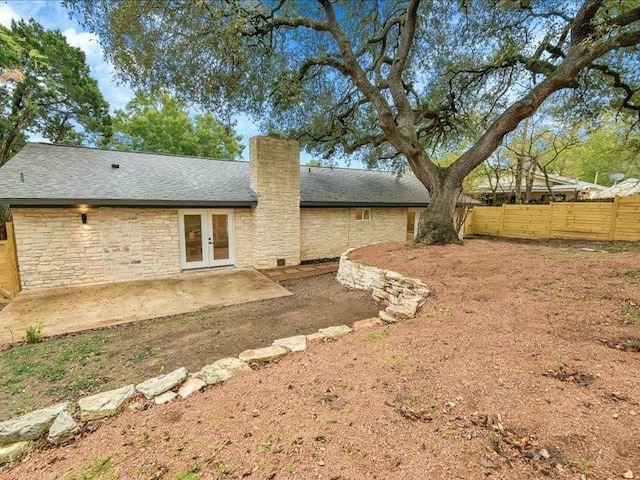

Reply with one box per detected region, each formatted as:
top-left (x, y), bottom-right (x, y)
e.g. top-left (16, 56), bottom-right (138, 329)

top-left (0, 311), bottom-right (386, 466)
top-left (337, 248), bottom-right (430, 323)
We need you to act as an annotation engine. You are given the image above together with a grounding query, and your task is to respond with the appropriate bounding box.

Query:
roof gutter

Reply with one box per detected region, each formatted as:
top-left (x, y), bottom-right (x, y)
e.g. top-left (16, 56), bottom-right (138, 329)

top-left (300, 201), bottom-right (429, 208)
top-left (2, 198), bottom-right (257, 208)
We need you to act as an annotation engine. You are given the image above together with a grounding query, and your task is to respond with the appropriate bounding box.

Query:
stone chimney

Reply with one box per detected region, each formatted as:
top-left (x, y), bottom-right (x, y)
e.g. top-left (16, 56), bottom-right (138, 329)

top-left (249, 135), bottom-right (300, 268)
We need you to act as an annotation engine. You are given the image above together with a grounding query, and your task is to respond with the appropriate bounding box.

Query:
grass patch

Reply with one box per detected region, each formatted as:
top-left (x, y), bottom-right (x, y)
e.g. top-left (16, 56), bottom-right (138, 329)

top-left (622, 299), bottom-right (640, 324)
top-left (214, 460), bottom-right (235, 476)
top-left (64, 456), bottom-right (116, 480)
top-left (0, 334), bottom-right (107, 413)
top-left (620, 269), bottom-right (640, 281)
top-left (364, 329), bottom-right (389, 341)
top-left (172, 471), bottom-right (202, 480)
top-left (130, 346), bottom-right (152, 364)
top-left (567, 458), bottom-right (595, 478)
top-left (68, 373), bottom-right (104, 392)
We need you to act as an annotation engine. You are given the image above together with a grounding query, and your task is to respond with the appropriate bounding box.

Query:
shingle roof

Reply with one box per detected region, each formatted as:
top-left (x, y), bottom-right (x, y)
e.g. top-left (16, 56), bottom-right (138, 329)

top-left (0, 143), bottom-right (438, 207)
top-left (300, 165), bottom-right (429, 206)
top-left (0, 143), bottom-right (256, 207)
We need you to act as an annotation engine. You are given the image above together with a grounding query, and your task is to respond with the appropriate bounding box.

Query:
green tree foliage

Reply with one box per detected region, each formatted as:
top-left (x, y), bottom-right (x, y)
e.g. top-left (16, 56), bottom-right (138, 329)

top-left (68, 0), bottom-right (640, 243)
top-left (109, 90), bottom-right (243, 158)
top-left (473, 114), bottom-right (639, 202)
top-left (561, 118), bottom-right (639, 185)
top-left (0, 20), bottom-right (111, 165)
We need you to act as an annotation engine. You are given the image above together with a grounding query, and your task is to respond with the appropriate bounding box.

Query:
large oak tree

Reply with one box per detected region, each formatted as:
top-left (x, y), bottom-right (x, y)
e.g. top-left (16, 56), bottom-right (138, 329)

top-left (67, 0), bottom-right (640, 244)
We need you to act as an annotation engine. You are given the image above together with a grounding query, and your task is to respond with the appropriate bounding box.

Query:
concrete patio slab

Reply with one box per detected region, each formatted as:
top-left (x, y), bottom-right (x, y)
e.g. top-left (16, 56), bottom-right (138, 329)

top-left (0, 268), bottom-right (292, 345)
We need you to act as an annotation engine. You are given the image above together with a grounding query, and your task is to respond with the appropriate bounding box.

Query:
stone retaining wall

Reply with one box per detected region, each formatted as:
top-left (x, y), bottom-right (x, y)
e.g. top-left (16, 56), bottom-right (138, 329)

top-left (337, 247), bottom-right (430, 323)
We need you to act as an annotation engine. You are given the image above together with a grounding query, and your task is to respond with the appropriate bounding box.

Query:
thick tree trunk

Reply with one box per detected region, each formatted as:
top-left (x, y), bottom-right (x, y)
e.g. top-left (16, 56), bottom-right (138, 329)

top-left (0, 88), bottom-right (34, 167)
top-left (525, 164), bottom-right (535, 203)
top-left (514, 157), bottom-right (523, 204)
top-left (415, 180), bottom-right (463, 245)
top-left (0, 114), bottom-right (29, 166)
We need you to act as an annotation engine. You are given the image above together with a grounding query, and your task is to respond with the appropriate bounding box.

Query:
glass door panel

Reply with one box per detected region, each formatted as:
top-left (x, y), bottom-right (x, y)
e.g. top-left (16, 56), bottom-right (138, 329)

top-left (184, 214), bottom-right (204, 263)
top-left (211, 214), bottom-right (230, 261)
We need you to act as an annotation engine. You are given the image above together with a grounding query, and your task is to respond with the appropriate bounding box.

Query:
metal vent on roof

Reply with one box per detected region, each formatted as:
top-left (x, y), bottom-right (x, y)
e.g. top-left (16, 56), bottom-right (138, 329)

top-left (111, 164), bottom-right (120, 169)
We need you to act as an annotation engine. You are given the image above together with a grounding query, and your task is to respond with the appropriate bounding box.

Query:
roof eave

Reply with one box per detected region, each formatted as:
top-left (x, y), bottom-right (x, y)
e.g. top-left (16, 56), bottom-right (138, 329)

top-left (300, 201), bottom-right (429, 208)
top-left (3, 198), bottom-right (257, 208)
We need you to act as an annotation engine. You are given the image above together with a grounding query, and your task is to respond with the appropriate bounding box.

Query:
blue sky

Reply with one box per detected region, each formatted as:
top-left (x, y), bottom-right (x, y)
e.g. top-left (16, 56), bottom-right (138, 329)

top-left (0, 0), bottom-right (317, 163)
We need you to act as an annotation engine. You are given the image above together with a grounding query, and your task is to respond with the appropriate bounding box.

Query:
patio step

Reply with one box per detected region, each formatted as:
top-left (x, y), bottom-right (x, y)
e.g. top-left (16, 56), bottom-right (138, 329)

top-left (260, 262), bottom-right (338, 282)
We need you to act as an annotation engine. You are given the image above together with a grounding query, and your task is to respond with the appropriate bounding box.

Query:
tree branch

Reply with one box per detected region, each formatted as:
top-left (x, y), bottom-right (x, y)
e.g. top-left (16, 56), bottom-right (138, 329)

top-left (318, 0), bottom-right (414, 154)
top-left (603, 6), bottom-right (640, 29)
top-left (571, 0), bottom-right (603, 44)
top-left (388, 0), bottom-right (419, 134)
top-left (588, 62), bottom-right (640, 113)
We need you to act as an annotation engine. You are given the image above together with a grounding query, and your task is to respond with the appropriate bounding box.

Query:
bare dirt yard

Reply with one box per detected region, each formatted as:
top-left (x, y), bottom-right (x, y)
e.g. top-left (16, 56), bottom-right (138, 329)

top-left (0, 274), bottom-right (379, 421)
top-left (1, 238), bottom-right (639, 480)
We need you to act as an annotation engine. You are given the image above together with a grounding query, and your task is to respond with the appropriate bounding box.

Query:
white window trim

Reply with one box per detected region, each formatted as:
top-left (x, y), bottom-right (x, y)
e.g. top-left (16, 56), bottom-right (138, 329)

top-left (178, 209), bottom-right (235, 269)
top-left (355, 208), bottom-right (372, 221)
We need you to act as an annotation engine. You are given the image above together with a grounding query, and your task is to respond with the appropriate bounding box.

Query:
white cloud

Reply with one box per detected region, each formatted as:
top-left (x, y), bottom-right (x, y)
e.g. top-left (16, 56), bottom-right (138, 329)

top-left (0, 3), bottom-right (19, 27)
top-left (62, 28), bottom-right (103, 61)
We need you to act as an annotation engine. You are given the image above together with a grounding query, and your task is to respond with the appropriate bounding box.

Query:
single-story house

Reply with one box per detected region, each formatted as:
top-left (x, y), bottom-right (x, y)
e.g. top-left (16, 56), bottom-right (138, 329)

top-left (593, 178), bottom-right (640, 199)
top-left (0, 136), bottom-right (457, 291)
top-left (475, 170), bottom-right (605, 204)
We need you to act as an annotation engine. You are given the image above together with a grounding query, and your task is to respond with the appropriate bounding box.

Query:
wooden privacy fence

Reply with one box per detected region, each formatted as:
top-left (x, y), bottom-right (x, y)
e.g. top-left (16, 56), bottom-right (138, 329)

top-left (466, 196), bottom-right (640, 241)
top-left (0, 222), bottom-right (21, 298)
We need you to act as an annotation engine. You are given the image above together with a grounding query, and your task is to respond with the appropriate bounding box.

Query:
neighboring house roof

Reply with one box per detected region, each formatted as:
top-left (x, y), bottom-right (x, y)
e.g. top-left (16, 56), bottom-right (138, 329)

top-left (593, 178), bottom-right (640, 199)
top-left (0, 143), bottom-right (443, 207)
top-left (544, 172), bottom-right (603, 189)
top-left (475, 170), bottom-right (604, 194)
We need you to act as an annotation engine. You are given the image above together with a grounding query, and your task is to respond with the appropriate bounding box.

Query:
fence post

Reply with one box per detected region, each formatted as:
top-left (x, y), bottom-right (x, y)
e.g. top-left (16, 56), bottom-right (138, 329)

top-left (547, 202), bottom-right (554, 239)
top-left (609, 196), bottom-right (620, 240)
top-left (499, 204), bottom-right (506, 236)
top-left (463, 207), bottom-right (474, 237)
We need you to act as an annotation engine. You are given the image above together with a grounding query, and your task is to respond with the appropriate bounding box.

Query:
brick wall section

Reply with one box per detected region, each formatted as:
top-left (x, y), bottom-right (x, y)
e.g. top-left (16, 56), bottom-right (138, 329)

top-left (300, 207), bottom-right (407, 261)
top-left (12, 207), bottom-right (181, 290)
top-left (250, 136), bottom-right (301, 268)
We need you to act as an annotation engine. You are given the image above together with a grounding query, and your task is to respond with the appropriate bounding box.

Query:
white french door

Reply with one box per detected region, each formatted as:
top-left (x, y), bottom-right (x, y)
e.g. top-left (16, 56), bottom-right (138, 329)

top-left (178, 209), bottom-right (235, 269)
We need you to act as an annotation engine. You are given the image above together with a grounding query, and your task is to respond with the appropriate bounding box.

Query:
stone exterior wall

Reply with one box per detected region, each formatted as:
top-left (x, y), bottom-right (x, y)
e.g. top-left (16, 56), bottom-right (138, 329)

top-left (232, 208), bottom-right (253, 268)
top-left (250, 136), bottom-right (301, 268)
top-left (300, 207), bottom-right (407, 261)
top-left (13, 207), bottom-right (181, 290)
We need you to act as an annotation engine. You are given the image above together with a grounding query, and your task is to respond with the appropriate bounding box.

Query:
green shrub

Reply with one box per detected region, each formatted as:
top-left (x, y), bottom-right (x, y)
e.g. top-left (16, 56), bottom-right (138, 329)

top-left (25, 323), bottom-right (44, 344)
